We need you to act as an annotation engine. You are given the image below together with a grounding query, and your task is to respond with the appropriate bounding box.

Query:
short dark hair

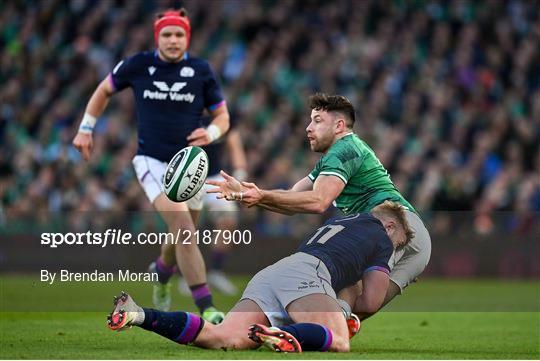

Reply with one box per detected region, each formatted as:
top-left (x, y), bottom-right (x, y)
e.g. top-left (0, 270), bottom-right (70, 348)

top-left (308, 93), bottom-right (356, 128)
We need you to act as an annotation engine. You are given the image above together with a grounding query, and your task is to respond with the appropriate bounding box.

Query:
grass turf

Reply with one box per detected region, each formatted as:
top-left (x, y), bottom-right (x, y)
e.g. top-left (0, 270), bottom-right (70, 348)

top-left (1, 276), bottom-right (539, 359)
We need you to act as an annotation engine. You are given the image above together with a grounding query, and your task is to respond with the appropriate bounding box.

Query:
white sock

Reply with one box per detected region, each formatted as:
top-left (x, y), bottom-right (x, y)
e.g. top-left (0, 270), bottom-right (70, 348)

top-left (134, 306), bottom-right (145, 325)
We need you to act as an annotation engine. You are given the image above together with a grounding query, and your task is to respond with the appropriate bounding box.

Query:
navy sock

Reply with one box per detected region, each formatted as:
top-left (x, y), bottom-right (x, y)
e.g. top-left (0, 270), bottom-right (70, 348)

top-left (140, 308), bottom-right (204, 344)
top-left (154, 257), bottom-right (174, 284)
top-left (190, 283), bottom-right (214, 312)
top-left (211, 249), bottom-right (226, 271)
top-left (281, 323), bottom-right (333, 351)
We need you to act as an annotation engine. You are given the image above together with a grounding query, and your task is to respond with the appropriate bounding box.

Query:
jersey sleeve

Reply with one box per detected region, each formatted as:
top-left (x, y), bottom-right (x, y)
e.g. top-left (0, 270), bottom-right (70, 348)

top-left (364, 240), bottom-right (393, 275)
top-left (311, 151), bottom-right (360, 185)
top-left (109, 56), bottom-right (137, 92)
top-left (202, 62), bottom-right (225, 110)
top-left (308, 159), bottom-right (322, 183)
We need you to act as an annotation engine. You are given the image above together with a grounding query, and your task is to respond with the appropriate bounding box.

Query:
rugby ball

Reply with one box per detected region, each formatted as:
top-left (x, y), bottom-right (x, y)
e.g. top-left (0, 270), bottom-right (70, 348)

top-left (164, 146), bottom-right (209, 202)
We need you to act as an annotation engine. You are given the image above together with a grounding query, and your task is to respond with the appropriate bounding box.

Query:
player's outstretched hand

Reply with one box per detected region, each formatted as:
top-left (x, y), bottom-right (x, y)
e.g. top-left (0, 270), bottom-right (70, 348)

top-left (206, 170), bottom-right (242, 200)
top-left (239, 181), bottom-right (263, 207)
top-left (187, 127), bottom-right (212, 146)
top-left (73, 132), bottom-right (93, 161)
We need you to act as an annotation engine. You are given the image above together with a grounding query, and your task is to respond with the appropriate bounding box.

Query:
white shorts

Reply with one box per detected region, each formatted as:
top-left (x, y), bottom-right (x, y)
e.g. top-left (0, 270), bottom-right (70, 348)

top-left (132, 155), bottom-right (237, 212)
top-left (388, 210), bottom-right (432, 292)
top-left (241, 252), bottom-right (336, 327)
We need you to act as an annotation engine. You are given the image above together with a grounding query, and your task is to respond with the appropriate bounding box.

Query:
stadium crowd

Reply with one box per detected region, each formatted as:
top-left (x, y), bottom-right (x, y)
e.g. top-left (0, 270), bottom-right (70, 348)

top-left (1, 0), bottom-right (539, 238)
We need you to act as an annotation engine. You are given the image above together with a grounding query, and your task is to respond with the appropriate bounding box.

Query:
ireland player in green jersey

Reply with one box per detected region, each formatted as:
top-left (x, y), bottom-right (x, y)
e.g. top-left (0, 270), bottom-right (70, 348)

top-left (207, 93), bottom-right (431, 322)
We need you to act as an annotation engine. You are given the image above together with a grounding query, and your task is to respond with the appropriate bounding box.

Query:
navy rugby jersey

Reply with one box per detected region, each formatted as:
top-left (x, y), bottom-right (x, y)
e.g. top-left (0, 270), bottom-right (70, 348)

top-left (297, 213), bottom-right (393, 292)
top-left (109, 51), bottom-right (225, 162)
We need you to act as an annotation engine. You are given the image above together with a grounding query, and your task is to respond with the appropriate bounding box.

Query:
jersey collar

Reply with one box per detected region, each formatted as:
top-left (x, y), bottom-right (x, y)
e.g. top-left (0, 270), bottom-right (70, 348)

top-left (153, 50), bottom-right (189, 63)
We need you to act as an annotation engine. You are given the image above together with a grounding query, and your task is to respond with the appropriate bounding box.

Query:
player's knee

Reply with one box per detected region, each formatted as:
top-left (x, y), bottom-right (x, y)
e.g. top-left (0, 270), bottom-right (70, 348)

top-left (329, 336), bottom-right (350, 352)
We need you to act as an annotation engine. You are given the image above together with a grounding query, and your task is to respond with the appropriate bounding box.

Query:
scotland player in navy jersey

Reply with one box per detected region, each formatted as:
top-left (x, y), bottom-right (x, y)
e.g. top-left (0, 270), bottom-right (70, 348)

top-left (107, 201), bottom-right (413, 353)
top-left (73, 9), bottom-right (229, 324)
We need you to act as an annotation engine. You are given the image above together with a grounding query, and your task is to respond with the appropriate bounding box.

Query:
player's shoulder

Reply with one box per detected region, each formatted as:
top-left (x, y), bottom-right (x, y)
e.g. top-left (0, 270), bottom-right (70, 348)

top-left (326, 212), bottom-right (381, 227)
top-left (323, 134), bottom-right (363, 163)
top-left (115, 51), bottom-right (155, 70)
top-left (184, 55), bottom-right (212, 70)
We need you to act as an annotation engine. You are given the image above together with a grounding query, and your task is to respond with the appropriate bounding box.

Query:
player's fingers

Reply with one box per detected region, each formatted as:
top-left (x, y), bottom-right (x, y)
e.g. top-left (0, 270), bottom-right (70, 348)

top-left (82, 146), bottom-right (91, 161)
top-left (205, 180), bottom-right (221, 186)
top-left (187, 128), bottom-right (205, 140)
top-left (220, 170), bottom-right (234, 180)
top-left (206, 188), bottom-right (222, 194)
top-left (241, 181), bottom-right (256, 188)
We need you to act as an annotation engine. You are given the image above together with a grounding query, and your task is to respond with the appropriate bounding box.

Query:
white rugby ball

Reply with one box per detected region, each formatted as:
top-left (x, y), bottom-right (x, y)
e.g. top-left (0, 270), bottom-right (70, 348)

top-left (164, 146), bottom-right (209, 202)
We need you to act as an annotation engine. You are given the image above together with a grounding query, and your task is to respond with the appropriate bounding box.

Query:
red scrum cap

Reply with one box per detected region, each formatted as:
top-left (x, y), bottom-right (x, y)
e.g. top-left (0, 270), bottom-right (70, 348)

top-left (154, 9), bottom-right (191, 47)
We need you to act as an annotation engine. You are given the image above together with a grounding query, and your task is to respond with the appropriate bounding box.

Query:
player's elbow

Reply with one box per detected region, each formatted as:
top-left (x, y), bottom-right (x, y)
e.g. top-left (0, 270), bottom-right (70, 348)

top-left (310, 202), bottom-right (328, 214)
top-left (312, 197), bottom-right (333, 214)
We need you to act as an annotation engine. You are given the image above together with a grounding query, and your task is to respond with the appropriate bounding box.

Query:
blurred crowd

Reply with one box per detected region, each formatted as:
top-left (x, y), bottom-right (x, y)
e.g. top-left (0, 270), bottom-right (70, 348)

top-left (1, 0), bottom-right (539, 237)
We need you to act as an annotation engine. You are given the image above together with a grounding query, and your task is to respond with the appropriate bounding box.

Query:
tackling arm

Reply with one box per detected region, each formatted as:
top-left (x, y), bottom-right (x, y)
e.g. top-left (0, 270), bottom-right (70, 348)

top-left (352, 270), bottom-right (389, 319)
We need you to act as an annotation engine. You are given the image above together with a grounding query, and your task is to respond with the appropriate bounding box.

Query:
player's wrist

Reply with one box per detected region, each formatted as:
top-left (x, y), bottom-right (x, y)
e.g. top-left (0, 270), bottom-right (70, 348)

top-left (206, 124), bottom-right (222, 142)
top-left (78, 113), bottom-right (97, 134)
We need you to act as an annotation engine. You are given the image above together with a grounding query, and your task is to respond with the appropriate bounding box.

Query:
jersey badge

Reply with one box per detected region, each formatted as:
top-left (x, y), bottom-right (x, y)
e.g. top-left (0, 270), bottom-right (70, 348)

top-left (180, 66), bottom-right (195, 77)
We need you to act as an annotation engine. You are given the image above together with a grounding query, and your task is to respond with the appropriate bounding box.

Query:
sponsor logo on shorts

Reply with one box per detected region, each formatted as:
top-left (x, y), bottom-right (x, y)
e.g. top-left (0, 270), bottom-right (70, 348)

top-left (297, 280), bottom-right (320, 290)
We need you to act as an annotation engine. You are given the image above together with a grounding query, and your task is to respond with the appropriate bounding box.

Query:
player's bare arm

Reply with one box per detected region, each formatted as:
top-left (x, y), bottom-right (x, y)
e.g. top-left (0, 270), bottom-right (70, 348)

top-left (73, 76), bottom-right (114, 161)
top-left (187, 104), bottom-right (230, 146)
top-left (352, 270), bottom-right (389, 319)
top-left (243, 177), bottom-right (315, 214)
top-left (207, 174), bottom-right (342, 214)
top-left (254, 174), bottom-right (345, 214)
top-left (206, 174), bottom-right (311, 215)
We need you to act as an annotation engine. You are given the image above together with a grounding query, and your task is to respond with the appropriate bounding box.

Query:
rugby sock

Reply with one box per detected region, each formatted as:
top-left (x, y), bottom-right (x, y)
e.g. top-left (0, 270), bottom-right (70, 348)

top-left (281, 323), bottom-right (333, 352)
top-left (154, 257), bottom-right (175, 284)
top-left (211, 249), bottom-right (226, 271)
top-left (140, 308), bottom-right (204, 344)
top-left (190, 283), bottom-right (213, 312)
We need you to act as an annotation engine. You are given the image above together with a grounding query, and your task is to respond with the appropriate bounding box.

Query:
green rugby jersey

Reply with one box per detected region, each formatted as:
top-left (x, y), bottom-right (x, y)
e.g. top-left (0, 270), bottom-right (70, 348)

top-left (308, 133), bottom-right (415, 214)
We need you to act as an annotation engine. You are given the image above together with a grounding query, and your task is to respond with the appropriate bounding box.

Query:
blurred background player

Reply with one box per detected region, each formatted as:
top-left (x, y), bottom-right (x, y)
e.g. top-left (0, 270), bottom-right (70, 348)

top-left (208, 93), bottom-right (431, 323)
top-left (72, 8), bottom-right (229, 324)
top-left (107, 201), bottom-right (413, 353)
top-left (203, 128), bottom-right (247, 295)
top-left (177, 120), bottom-right (247, 296)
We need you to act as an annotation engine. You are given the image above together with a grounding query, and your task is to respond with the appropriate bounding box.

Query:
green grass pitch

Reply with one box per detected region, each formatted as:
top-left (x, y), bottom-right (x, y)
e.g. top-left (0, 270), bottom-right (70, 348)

top-left (1, 276), bottom-right (538, 359)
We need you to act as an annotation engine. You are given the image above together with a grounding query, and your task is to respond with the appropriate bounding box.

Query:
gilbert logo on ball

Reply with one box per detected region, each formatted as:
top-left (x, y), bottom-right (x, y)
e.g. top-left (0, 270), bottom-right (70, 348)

top-left (164, 146), bottom-right (209, 202)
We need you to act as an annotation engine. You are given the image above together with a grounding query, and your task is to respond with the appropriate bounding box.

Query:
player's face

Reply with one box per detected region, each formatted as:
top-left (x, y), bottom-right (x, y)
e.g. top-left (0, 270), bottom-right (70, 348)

top-left (158, 26), bottom-right (188, 62)
top-left (306, 109), bottom-right (339, 153)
